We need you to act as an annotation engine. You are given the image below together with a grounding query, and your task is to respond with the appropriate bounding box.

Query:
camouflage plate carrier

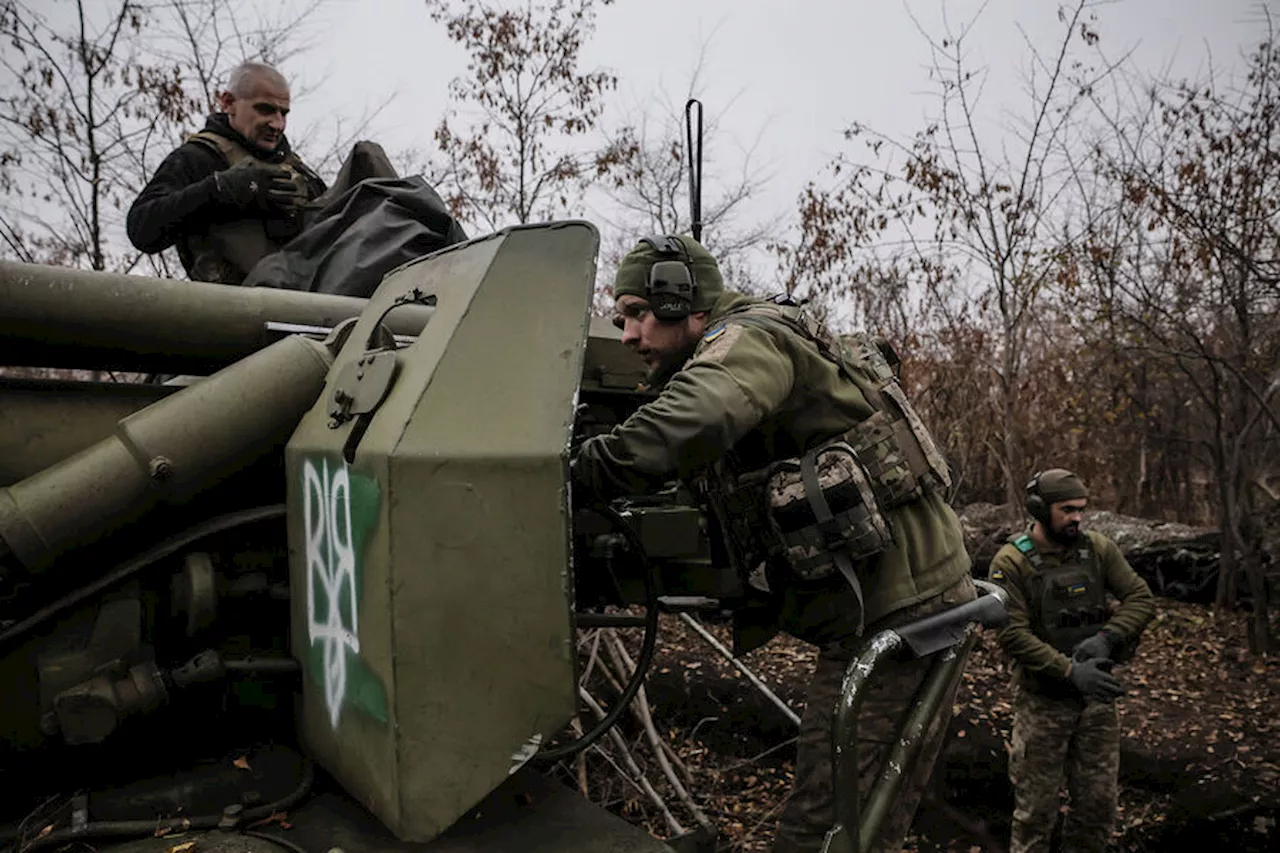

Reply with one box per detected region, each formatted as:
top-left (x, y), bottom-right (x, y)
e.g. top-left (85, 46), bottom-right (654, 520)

top-left (703, 300), bottom-right (953, 634)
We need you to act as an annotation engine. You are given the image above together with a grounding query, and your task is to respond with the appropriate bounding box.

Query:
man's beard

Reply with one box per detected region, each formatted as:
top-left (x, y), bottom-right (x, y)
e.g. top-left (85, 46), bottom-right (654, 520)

top-left (1047, 520), bottom-right (1082, 546)
top-left (645, 339), bottom-right (700, 387)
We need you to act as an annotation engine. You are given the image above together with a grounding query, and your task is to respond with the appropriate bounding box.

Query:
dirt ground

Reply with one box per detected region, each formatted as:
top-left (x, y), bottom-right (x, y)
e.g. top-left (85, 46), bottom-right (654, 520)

top-left (584, 599), bottom-right (1279, 852)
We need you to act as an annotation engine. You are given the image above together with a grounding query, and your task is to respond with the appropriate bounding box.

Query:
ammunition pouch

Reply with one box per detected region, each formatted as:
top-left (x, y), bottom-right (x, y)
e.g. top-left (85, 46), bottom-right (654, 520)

top-left (696, 461), bottom-right (770, 595)
top-left (763, 441), bottom-right (890, 583)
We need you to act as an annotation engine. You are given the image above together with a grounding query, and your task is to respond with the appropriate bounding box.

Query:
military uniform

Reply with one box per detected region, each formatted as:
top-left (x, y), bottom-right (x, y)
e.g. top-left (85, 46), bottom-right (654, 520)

top-left (127, 113), bottom-right (326, 284)
top-left (575, 238), bottom-right (974, 853)
top-left (988, 522), bottom-right (1154, 853)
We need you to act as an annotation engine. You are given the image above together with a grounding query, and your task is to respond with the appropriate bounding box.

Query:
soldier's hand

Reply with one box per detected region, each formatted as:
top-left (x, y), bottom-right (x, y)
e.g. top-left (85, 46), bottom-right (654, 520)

top-left (1072, 631), bottom-right (1114, 663)
top-left (270, 172), bottom-right (311, 214)
top-left (1069, 657), bottom-right (1124, 701)
top-left (214, 161), bottom-right (299, 212)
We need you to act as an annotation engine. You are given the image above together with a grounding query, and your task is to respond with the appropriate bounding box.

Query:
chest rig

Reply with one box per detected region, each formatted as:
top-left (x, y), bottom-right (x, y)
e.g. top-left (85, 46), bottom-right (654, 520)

top-left (1012, 533), bottom-right (1109, 654)
top-left (696, 301), bottom-right (953, 633)
top-left (184, 131), bottom-right (322, 284)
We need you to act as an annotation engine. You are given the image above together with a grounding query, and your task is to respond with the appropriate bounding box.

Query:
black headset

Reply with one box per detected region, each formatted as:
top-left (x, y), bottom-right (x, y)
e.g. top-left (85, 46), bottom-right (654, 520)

top-left (638, 234), bottom-right (697, 322)
top-left (1024, 471), bottom-right (1050, 524)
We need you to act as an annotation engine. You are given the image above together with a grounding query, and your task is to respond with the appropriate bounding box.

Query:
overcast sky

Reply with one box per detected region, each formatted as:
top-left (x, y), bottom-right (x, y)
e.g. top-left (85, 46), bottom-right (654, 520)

top-left (289, 0), bottom-right (1270, 257)
top-left (3, 0), bottom-right (1269, 280)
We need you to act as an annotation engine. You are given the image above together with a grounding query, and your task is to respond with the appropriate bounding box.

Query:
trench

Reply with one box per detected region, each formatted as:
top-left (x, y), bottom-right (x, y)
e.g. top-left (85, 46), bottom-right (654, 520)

top-left (643, 668), bottom-right (1279, 851)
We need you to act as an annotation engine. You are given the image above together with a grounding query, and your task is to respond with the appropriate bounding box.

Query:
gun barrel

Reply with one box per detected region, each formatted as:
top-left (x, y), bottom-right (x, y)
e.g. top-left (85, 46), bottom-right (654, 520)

top-left (0, 333), bottom-right (336, 575)
top-left (0, 260), bottom-right (432, 373)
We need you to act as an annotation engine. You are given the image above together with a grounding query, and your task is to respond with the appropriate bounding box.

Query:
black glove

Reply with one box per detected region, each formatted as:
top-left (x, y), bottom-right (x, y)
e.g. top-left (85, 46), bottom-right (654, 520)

top-left (213, 161), bottom-right (302, 212)
top-left (1069, 657), bottom-right (1124, 701)
top-left (1072, 630), bottom-right (1116, 662)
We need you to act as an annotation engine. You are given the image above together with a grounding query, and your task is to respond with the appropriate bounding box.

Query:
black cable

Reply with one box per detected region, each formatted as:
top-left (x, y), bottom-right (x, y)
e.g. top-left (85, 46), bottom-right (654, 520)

top-left (535, 503), bottom-right (661, 763)
top-left (0, 505), bottom-right (286, 650)
top-left (3, 760), bottom-right (314, 853)
top-left (240, 829), bottom-right (310, 853)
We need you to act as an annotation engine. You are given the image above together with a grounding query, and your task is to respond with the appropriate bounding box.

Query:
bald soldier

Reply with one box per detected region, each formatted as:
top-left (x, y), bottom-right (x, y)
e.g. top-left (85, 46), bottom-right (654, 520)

top-left (127, 61), bottom-right (326, 284)
top-left (986, 469), bottom-right (1155, 853)
top-left (572, 234), bottom-right (976, 853)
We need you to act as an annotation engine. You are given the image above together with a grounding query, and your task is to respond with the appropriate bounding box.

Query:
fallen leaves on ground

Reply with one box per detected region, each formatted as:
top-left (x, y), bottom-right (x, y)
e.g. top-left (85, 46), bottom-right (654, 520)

top-left (571, 600), bottom-right (1278, 852)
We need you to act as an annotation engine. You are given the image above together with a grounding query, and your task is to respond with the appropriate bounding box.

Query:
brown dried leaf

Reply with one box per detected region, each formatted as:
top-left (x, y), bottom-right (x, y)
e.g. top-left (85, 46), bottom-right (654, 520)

top-left (247, 811), bottom-right (292, 829)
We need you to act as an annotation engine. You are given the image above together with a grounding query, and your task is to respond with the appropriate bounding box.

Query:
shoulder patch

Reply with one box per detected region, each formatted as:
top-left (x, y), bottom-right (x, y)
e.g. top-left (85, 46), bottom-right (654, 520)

top-left (692, 322), bottom-right (747, 364)
top-left (989, 567), bottom-right (1005, 580)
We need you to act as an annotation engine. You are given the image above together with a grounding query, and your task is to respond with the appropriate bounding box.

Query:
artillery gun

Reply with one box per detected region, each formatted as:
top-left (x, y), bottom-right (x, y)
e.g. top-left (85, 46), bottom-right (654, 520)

top-left (0, 222), bottom-right (1006, 853)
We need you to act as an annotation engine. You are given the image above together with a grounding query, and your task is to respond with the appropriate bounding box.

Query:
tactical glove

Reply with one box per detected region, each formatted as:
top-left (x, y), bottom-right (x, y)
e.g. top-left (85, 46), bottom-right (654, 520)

top-left (1072, 630), bottom-right (1116, 662)
top-left (213, 161), bottom-right (301, 212)
top-left (1069, 657), bottom-right (1124, 701)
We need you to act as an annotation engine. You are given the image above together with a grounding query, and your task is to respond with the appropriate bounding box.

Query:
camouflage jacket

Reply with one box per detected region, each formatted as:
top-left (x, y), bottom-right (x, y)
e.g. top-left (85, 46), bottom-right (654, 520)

top-left (574, 290), bottom-right (971, 629)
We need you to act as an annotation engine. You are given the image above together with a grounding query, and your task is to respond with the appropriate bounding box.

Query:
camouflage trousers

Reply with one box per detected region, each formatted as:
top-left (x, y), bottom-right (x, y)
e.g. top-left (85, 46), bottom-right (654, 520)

top-left (772, 574), bottom-right (977, 853)
top-left (1008, 687), bottom-right (1120, 853)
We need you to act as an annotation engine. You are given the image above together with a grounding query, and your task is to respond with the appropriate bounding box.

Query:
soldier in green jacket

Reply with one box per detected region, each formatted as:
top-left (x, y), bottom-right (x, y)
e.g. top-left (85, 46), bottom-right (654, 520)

top-left (573, 234), bottom-right (976, 853)
top-left (986, 469), bottom-right (1155, 853)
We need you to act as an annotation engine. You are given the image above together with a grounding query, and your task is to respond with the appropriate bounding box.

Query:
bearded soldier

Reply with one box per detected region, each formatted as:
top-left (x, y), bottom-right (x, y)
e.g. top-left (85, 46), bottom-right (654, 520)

top-left (572, 234), bottom-right (976, 853)
top-left (987, 469), bottom-right (1155, 853)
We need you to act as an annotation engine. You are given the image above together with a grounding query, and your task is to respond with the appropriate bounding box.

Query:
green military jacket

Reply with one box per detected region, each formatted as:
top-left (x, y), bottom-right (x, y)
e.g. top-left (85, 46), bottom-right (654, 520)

top-left (575, 291), bottom-right (972, 638)
top-left (988, 528), bottom-right (1155, 694)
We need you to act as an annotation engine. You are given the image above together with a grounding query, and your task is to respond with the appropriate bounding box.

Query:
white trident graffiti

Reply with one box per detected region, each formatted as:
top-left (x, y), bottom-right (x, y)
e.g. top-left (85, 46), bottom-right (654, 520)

top-left (303, 457), bottom-right (360, 729)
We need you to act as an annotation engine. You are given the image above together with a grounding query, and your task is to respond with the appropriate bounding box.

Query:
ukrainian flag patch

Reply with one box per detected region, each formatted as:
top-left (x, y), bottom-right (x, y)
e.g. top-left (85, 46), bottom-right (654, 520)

top-left (1067, 581), bottom-right (1087, 596)
top-left (989, 568), bottom-right (1004, 580)
top-left (703, 324), bottom-right (727, 343)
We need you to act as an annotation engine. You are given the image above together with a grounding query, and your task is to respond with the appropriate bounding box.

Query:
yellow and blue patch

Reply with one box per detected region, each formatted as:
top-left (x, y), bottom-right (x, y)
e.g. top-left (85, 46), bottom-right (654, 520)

top-left (692, 323), bottom-right (746, 364)
top-left (989, 568), bottom-right (1005, 580)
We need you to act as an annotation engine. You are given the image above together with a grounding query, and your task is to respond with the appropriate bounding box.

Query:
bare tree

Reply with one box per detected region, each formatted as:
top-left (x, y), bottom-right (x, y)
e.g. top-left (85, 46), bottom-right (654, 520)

top-left (1074, 19), bottom-right (1280, 650)
top-left (595, 48), bottom-right (774, 298)
top-left (141, 0), bottom-right (387, 177)
top-left (0, 0), bottom-right (187, 269)
top-left (771, 0), bottom-right (1118, 513)
top-left (0, 0), bottom-right (340, 274)
top-left (423, 0), bottom-right (636, 233)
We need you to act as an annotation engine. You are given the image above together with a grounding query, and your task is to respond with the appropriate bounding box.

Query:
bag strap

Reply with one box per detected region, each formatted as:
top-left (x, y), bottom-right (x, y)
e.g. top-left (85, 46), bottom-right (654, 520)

top-left (798, 449), bottom-right (866, 635)
top-left (800, 450), bottom-right (843, 544)
top-left (1011, 533), bottom-right (1042, 569)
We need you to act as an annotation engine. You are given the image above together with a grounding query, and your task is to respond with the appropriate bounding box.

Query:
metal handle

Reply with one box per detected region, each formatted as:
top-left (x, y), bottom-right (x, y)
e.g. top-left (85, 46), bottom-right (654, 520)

top-left (823, 579), bottom-right (1008, 853)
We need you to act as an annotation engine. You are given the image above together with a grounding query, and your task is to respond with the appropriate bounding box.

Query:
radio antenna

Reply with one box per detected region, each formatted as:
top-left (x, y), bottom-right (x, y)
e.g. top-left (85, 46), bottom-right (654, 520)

top-left (684, 99), bottom-right (704, 242)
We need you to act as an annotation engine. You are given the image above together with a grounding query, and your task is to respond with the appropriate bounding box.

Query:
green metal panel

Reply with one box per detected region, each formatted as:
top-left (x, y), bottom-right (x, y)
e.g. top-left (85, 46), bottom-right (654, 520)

top-left (286, 222), bottom-right (599, 842)
top-left (582, 317), bottom-right (648, 392)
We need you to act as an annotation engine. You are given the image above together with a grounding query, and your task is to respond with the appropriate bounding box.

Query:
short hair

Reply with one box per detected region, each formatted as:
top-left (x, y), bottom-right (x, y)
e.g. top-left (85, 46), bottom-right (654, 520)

top-left (226, 61), bottom-right (289, 98)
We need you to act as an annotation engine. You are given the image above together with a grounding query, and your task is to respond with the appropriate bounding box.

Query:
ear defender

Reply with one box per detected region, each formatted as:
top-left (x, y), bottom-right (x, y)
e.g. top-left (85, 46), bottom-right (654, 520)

top-left (1025, 471), bottom-right (1049, 524)
top-left (639, 235), bottom-right (697, 322)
